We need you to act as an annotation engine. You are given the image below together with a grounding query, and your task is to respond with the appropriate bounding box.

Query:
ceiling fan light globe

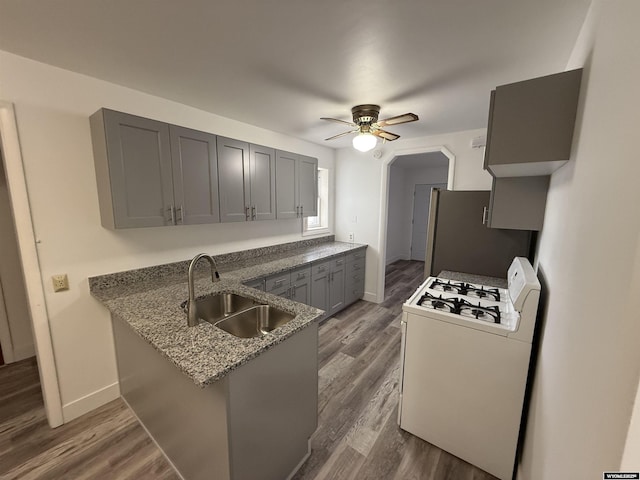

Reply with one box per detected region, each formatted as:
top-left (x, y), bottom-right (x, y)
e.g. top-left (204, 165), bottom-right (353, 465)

top-left (352, 133), bottom-right (377, 152)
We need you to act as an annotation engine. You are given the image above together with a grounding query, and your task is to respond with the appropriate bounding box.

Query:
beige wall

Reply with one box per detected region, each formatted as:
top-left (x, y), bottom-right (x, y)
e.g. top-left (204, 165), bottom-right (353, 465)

top-left (520, 0), bottom-right (640, 477)
top-left (0, 51), bottom-right (335, 422)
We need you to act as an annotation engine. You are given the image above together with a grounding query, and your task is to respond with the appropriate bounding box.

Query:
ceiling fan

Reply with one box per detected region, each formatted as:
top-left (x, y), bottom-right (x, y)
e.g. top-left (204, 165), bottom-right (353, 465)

top-left (321, 104), bottom-right (419, 152)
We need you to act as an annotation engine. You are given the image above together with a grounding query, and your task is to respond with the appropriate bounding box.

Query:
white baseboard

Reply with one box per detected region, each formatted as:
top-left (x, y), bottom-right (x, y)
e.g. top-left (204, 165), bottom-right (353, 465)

top-left (363, 292), bottom-right (378, 303)
top-left (62, 381), bottom-right (120, 423)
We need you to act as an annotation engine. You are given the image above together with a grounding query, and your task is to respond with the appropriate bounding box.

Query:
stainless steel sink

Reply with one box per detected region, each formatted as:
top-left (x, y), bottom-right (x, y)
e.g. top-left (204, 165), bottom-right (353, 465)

top-left (213, 305), bottom-right (295, 338)
top-left (186, 293), bottom-right (257, 324)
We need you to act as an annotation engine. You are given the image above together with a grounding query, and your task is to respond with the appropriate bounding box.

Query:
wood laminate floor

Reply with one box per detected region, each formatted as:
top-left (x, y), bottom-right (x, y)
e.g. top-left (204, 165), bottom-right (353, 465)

top-left (0, 260), bottom-right (497, 480)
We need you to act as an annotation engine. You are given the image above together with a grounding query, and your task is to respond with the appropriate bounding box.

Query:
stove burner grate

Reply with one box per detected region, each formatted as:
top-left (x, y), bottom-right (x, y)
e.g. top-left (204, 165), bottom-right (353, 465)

top-left (416, 292), bottom-right (502, 324)
top-left (430, 279), bottom-right (501, 302)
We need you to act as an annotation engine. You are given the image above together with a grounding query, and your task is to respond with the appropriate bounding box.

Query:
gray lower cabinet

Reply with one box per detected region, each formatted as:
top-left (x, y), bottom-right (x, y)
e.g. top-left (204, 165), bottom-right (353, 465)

top-left (275, 151), bottom-right (318, 219)
top-left (311, 255), bottom-right (346, 320)
top-left (345, 250), bottom-right (366, 306)
top-left (113, 315), bottom-right (318, 480)
top-left (91, 109), bottom-right (219, 228)
top-left (217, 137), bottom-right (277, 223)
top-left (265, 270), bottom-right (292, 298)
top-left (246, 250), bottom-right (366, 319)
top-left (290, 266), bottom-right (311, 304)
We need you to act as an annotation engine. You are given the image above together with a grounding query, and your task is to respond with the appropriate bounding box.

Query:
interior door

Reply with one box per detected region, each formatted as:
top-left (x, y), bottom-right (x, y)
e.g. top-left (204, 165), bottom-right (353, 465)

top-left (411, 184), bottom-right (446, 261)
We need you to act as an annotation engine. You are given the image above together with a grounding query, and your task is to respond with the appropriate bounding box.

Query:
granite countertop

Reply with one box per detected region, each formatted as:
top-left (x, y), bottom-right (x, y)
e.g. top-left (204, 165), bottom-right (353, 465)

top-left (438, 270), bottom-right (508, 289)
top-left (90, 239), bottom-right (366, 387)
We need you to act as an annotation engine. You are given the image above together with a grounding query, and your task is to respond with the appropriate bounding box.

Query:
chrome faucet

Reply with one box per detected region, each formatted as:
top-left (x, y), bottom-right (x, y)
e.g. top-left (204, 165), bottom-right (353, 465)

top-left (187, 253), bottom-right (220, 327)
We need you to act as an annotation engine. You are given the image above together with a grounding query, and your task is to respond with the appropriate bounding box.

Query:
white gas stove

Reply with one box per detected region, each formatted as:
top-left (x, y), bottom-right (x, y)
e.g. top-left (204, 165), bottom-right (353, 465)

top-left (398, 257), bottom-right (541, 480)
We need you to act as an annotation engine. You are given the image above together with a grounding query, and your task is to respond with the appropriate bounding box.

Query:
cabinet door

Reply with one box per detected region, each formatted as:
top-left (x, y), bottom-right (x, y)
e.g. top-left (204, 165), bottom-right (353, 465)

top-left (297, 155), bottom-right (318, 218)
top-left (291, 266), bottom-right (311, 305)
top-left (485, 69), bottom-right (582, 176)
top-left (328, 256), bottom-right (346, 316)
top-left (169, 126), bottom-right (220, 225)
top-left (217, 137), bottom-right (250, 223)
top-left (92, 109), bottom-right (173, 228)
top-left (310, 260), bottom-right (331, 318)
top-left (275, 151), bottom-right (298, 219)
top-left (488, 176), bottom-right (550, 231)
top-left (249, 145), bottom-right (276, 221)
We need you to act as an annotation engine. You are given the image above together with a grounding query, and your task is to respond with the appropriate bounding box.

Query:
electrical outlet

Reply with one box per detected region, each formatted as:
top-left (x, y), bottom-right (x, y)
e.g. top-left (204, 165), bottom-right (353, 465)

top-left (348, 232), bottom-right (355, 243)
top-left (52, 274), bottom-right (69, 292)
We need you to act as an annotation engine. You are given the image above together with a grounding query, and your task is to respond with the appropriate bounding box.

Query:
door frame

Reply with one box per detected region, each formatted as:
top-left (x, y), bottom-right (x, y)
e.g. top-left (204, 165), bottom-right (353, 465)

top-left (377, 146), bottom-right (455, 303)
top-left (0, 101), bottom-right (63, 427)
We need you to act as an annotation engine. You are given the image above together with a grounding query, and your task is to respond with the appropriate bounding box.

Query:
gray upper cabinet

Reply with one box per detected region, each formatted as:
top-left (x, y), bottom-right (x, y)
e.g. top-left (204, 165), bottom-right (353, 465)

top-left (298, 155), bottom-right (318, 218)
top-left (249, 144), bottom-right (277, 221)
top-left (218, 137), bottom-right (276, 222)
top-left (91, 109), bottom-right (220, 229)
top-left (91, 109), bottom-right (174, 229)
top-left (275, 151), bottom-right (298, 219)
top-left (487, 176), bottom-right (550, 231)
top-left (217, 137), bottom-right (251, 222)
top-left (276, 151), bottom-right (318, 219)
top-left (484, 69), bottom-right (582, 177)
top-left (91, 108), bottom-right (315, 229)
top-left (170, 126), bottom-right (220, 225)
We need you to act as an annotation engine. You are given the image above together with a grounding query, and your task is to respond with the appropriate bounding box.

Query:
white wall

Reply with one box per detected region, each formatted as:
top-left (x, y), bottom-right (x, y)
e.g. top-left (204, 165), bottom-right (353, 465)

top-left (0, 51), bottom-right (335, 422)
top-left (519, 0), bottom-right (640, 477)
top-left (0, 159), bottom-right (34, 361)
top-left (335, 128), bottom-right (490, 301)
top-left (385, 164), bottom-right (449, 264)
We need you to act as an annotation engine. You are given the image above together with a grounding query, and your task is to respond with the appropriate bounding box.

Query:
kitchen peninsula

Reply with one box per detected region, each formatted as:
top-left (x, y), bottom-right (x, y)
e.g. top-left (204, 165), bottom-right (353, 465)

top-left (89, 236), bottom-right (366, 480)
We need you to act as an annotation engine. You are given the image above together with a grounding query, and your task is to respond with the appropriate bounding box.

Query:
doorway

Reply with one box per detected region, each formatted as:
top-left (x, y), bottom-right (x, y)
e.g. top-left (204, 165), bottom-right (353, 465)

top-left (410, 183), bottom-right (447, 261)
top-left (0, 152), bottom-right (35, 363)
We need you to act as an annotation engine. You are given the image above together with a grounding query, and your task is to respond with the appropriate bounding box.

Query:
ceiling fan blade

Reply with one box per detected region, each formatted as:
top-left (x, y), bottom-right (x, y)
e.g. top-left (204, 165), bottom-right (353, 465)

top-left (325, 130), bottom-right (358, 141)
top-left (376, 113), bottom-right (419, 127)
top-left (373, 129), bottom-right (400, 141)
top-left (320, 117), bottom-right (356, 127)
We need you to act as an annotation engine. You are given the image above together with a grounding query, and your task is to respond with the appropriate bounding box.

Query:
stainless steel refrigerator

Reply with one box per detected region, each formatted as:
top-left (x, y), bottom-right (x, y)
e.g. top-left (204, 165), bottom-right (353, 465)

top-left (425, 189), bottom-right (532, 278)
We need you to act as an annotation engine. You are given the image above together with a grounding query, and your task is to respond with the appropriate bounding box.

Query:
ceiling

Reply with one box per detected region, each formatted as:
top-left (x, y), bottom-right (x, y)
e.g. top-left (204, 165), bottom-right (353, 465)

top-left (0, 0), bottom-right (591, 149)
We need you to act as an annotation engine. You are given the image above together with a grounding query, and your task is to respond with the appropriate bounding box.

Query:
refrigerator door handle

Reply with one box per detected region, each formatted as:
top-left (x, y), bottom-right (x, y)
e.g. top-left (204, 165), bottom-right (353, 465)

top-left (482, 206), bottom-right (489, 225)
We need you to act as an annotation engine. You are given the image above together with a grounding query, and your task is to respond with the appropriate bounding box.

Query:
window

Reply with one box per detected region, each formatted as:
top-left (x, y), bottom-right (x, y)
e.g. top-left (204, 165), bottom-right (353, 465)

top-left (303, 167), bottom-right (329, 235)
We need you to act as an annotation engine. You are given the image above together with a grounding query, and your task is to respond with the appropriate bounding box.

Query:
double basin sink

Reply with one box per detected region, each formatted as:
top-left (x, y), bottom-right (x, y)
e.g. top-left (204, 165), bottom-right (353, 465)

top-left (183, 293), bottom-right (294, 338)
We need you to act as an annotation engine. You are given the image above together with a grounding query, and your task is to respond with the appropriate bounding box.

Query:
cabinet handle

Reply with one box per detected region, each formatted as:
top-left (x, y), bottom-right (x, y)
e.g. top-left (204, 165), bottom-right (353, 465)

top-left (296, 205), bottom-right (300, 217)
top-left (245, 206), bottom-right (250, 220)
top-left (251, 205), bottom-right (256, 220)
top-left (167, 205), bottom-right (175, 225)
top-left (318, 266), bottom-right (326, 273)
top-left (275, 279), bottom-right (284, 287)
top-left (353, 264), bottom-right (361, 270)
top-left (300, 205), bottom-right (303, 217)
top-left (482, 206), bottom-right (488, 225)
top-left (176, 205), bottom-right (184, 224)
top-left (336, 259), bottom-right (344, 265)
top-left (297, 273), bottom-right (305, 280)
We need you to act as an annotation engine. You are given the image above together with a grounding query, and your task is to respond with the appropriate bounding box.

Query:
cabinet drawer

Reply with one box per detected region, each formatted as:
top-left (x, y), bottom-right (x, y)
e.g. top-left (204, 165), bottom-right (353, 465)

top-left (244, 277), bottom-right (265, 291)
top-left (346, 249), bottom-right (366, 263)
top-left (312, 259), bottom-right (332, 276)
top-left (331, 255), bottom-right (346, 269)
top-left (265, 272), bottom-right (291, 292)
top-left (346, 259), bottom-right (365, 276)
top-left (291, 265), bottom-right (311, 283)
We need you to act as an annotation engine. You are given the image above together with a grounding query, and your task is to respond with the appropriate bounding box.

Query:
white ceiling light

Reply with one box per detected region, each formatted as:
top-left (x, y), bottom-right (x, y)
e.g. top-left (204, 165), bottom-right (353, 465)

top-left (352, 133), bottom-right (377, 152)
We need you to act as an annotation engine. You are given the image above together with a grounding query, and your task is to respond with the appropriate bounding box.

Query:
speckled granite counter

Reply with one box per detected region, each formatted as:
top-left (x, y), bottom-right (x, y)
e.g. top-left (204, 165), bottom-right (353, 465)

top-left (438, 270), bottom-right (507, 289)
top-left (90, 237), bottom-right (366, 387)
